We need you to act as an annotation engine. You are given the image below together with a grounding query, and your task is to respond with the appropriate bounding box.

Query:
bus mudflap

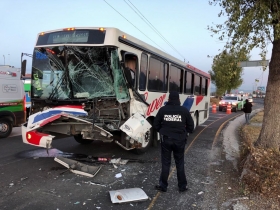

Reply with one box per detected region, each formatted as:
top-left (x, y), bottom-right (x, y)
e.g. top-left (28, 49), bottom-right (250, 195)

top-left (120, 112), bottom-right (151, 146)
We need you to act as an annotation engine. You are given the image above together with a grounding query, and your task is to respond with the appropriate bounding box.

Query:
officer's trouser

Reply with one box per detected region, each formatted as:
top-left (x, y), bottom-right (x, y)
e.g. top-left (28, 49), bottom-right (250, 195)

top-left (159, 135), bottom-right (187, 190)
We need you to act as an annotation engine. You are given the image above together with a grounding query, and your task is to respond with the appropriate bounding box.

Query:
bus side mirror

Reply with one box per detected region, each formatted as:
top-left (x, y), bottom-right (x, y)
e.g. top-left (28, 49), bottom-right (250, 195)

top-left (21, 59), bottom-right (27, 77)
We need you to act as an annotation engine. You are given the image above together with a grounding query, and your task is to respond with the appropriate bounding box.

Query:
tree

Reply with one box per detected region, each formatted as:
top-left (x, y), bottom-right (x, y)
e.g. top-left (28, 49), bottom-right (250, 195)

top-left (208, 0), bottom-right (280, 152)
top-left (209, 50), bottom-right (247, 95)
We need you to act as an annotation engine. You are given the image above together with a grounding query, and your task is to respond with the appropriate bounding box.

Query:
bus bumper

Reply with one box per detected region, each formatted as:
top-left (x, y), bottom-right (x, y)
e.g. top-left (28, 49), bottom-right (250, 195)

top-left (22, 122), bottom-right (55, 148)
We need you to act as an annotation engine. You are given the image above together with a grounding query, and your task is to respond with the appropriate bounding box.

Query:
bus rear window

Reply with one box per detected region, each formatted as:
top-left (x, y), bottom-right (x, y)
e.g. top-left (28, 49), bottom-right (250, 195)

top-left (36, 30), bottom-right (106, 45)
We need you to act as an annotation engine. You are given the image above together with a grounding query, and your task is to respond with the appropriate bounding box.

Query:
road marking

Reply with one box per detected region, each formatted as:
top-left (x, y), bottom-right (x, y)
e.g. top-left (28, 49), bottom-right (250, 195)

top-left (212, 114), bottom-right (243, 148)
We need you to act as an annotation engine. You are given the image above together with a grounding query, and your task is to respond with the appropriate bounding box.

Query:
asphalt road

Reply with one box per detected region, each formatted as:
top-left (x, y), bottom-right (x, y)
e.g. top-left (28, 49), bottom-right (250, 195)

top-left (0, 98), bottom-right (264, 210)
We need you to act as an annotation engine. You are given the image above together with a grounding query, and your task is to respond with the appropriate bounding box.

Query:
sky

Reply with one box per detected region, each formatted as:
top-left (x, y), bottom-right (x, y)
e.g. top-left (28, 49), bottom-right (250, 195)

top-left (0, 0), bottom-right (270, 92)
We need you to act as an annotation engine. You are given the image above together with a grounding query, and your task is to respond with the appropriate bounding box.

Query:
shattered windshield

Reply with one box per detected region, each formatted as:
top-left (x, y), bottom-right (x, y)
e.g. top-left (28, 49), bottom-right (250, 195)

top-left (31, 46), bottom-right (129, 102)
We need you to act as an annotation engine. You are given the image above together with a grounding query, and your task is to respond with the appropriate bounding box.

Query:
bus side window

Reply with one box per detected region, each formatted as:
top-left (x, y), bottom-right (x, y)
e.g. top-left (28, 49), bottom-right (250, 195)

top-left (148, 57), bottom-right (168, 92)
top-left (139, 53), bottom-right (148, 91)
top-left (201, 78), bottom-right (206, 96)
top-left (169, 65), bottom-right (182, 93)
top-left (194, 75), bottom-right (201, 95)
top-left (185, 71), bottom-right (193, 95)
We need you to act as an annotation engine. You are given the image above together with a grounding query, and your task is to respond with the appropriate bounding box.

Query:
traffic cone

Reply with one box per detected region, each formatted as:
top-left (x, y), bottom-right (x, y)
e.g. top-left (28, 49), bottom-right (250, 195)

top-left (226, 104), bottom-right (231, 114)
top-left (212, 104), bottom-right (217, 113)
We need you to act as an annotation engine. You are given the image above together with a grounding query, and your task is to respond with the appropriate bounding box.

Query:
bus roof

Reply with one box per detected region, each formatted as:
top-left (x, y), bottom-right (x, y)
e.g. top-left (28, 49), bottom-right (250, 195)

top-left (36, 27), bottom-right (210, 78)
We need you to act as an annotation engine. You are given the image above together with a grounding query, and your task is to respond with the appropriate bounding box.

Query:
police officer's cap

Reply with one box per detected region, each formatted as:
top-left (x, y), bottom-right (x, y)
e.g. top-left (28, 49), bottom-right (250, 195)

top-left (169, 91), bottom-right (179, 101)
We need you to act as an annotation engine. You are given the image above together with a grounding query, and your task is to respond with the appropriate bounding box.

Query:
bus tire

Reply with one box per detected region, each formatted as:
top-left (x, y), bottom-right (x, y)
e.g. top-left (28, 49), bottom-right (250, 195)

top-left (74, 134), bottom-right (94, 144)
top-left (0, 118), bottom-right (13, 138)
top-left (134, 119), bottom-right (154, 155)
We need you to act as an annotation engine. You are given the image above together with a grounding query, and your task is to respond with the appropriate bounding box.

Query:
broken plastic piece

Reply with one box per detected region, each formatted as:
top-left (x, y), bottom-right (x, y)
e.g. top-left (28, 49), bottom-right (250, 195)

top-left (115, 173), bottom-right (122, 178)
top-left (109, 188), bottom-right (148, 203)
top-left (54, 157), bottom-right (101, 178)
top-left (109, 158), bottom-right (128, 165)
top-left (120, 112), bottom-right (151, 144)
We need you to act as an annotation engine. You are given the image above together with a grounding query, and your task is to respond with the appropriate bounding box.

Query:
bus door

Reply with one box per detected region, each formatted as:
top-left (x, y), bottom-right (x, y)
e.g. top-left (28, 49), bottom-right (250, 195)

top-left (122, 52), bottom-right (138, 89)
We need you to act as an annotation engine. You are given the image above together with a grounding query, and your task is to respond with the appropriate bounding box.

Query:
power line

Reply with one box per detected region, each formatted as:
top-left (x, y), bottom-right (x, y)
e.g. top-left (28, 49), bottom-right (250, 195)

top-left (124, 0), bottom-right (186, 61)
top-left (103, 0), bottom-right (165, 52)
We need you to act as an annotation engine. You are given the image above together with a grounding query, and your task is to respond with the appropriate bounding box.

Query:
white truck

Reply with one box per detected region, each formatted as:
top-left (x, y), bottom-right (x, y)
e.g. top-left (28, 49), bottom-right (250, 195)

top-left (0, 66), bottom-right (26, 138)
top-left (218, 94), bottom-right (246, 112)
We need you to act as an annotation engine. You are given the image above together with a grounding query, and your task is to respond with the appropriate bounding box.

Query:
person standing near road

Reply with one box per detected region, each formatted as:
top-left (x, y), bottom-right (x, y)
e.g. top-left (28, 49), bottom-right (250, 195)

top-left (153, 91), bottom-right (194, 193)
top-left (243, 99), bottom-right (253, 124)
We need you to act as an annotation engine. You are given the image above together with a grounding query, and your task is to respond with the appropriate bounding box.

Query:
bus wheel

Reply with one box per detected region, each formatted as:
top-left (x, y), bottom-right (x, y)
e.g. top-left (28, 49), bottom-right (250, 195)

top-left (134, 119), bottom-right (154, 154)
top-left (74, 134), bottom-right (94, 144)
top-left (0, 119), bottom-right (13, 138)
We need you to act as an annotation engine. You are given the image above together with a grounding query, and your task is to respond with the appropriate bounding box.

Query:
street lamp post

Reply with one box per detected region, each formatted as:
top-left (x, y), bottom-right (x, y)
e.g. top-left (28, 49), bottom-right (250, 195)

top-left (8, 54), bottom-right (10, 65)
top-left (3, 55), bottom-right (5, 65)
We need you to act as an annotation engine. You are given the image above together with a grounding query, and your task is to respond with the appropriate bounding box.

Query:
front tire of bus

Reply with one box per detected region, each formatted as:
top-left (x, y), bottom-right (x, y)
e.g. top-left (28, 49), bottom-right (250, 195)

top-left (74, 134), bottom-right (94, 144)
top-left (134, 119), bottom-right (154, 155)
top-left (0, 118), bottom-right (13, 138)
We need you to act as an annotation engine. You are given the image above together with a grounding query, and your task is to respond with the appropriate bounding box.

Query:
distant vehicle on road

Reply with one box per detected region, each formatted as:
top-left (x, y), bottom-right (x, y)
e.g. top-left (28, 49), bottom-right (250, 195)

top-left (0, 66), bottom-right (26, 138)
top-left (248, 95), bottom-right (253, 103)
top-left (218, 94), bottom-right (245, 112)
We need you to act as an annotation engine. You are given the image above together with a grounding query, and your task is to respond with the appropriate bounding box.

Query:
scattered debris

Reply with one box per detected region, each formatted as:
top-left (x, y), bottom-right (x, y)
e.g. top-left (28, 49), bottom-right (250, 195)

top-left (109, 158), bottom-right (129, 165)
top-left (86, 181), bottom-right (107, 187)
top-left (109, 188), bottom-right (148, 203)
top-left (115, 173), bottom-right (122, 178)
top-left (74, 201), bottom-right (80, 205)
top-left (201, 181), bottom-right (210, 185)
top-left (21, 177), bottom-right (28, 181)
top-left (107, 180), bottom-right (120, 187)
top-left (54, 157), bottom-right (102, 178)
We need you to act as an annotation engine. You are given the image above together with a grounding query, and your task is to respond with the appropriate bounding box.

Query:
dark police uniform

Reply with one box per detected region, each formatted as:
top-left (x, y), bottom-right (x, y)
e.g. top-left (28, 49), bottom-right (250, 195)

top-left (153, 91), bottom-right (194, 192)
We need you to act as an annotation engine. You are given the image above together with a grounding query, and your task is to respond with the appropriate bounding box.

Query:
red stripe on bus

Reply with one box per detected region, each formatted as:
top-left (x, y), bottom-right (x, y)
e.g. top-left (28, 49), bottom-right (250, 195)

top-left (196, 96), bottom-right (204, 105)
top-left (26, 131), bottom-right (49, 145)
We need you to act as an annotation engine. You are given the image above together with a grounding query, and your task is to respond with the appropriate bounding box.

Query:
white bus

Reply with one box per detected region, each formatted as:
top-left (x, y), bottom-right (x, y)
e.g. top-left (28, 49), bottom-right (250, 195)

top-left (21, 27), bottom-right (210, 154)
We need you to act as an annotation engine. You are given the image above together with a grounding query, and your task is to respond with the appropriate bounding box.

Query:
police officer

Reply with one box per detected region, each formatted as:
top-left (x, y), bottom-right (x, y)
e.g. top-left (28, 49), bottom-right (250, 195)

top-left (153, 91), bottom-right (194, 193)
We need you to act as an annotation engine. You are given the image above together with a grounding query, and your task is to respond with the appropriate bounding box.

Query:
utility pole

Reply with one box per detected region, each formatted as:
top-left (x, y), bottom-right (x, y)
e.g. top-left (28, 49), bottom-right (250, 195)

top-left (3, 55), bottom-right (5, 65)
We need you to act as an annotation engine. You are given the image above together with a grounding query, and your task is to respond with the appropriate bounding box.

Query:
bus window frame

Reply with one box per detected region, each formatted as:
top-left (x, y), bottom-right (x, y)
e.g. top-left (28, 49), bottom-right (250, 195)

top-left (139, 53), bottom-right (148, 91)
top-left (122, 51), bottom-right (139, 89)
top-left (147, 56), bottom-right (168, 93)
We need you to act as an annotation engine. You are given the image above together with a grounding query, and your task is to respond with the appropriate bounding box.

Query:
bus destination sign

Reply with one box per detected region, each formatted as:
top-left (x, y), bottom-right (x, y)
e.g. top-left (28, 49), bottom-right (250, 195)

top-left (48, 31), bottom-right (89, 44)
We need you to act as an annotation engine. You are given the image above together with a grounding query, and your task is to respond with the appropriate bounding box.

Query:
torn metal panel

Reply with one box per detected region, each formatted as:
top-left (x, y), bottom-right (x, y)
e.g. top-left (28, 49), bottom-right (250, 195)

top-left (26, 105), bottom-right (88, 131)
top-left (22, 105), bottom-right (113, 147)
top-left (54, 157), bottom-right (101, 178)
top-left (120, 112), bottom-right (151, 145)
top-left (109, 188), bottom-right (148, 203)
